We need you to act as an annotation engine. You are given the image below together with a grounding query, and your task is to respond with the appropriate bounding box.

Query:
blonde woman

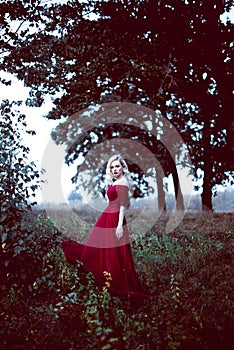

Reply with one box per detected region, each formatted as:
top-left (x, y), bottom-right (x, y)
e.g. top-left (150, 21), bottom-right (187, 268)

top-left (62, 154), bottom-right (147, 299)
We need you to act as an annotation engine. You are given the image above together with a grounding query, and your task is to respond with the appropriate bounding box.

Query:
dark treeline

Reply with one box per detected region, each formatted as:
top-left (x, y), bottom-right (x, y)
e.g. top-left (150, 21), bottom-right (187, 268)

top-left (0, 0), bottom-right (234, 210)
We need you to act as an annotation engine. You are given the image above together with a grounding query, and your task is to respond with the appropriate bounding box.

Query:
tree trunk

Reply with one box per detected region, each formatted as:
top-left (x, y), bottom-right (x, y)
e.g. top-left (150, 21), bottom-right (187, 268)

top-left (201, 181), bottom-right (213, 211)
top-left (201, 161), bottom-right (213, 211)
top-left (171, 166), bottom-right (185, 211)
top-left (156, 170), bottom-right (166, 211)
top-left (227, 119), bottom-right (234, 170)
top-left (201, 117), bottom-right (213, 211)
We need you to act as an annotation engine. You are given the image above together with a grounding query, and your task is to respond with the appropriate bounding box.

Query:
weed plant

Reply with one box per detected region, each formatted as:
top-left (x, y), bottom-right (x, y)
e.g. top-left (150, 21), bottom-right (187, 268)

top-left (0, 211), bottom-right (233, 350)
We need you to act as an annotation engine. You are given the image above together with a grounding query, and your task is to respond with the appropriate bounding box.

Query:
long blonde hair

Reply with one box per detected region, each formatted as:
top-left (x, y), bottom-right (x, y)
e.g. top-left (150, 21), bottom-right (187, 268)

top-left (105, 154), bottom-right (132, 188)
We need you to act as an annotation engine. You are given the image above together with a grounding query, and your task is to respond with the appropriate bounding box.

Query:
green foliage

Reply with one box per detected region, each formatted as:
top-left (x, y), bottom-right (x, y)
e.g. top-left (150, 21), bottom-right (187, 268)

top-left (0, 100), bottom-right (41, 221)
top-left (132, 223), bottom-right (234, 349)
top-left (0, 99), bottom-right (44, 292)
top-left (0, 211), bottom-right (233, 349)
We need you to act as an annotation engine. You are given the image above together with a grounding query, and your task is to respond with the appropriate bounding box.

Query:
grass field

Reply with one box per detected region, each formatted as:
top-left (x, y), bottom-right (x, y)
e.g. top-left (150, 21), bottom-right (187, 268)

top-left (0, 209), bottom-right (233, 350)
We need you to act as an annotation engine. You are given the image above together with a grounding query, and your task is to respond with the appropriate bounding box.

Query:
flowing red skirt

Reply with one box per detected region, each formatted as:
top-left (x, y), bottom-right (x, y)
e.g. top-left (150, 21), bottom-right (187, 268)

top-left (62, 240), bottom-right (141, 297)
top-left (62, 185), bottom-right (150, 300)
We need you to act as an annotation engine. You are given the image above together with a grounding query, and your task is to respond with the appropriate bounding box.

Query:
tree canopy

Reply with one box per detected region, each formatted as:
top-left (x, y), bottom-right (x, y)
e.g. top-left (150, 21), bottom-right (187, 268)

top-left (0, 0), bottom-right (233, 210)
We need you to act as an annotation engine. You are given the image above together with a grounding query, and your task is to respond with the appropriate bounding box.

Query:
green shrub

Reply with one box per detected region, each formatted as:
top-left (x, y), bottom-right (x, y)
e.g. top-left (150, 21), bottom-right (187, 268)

top-left (0, 190), bottom-right (233, 350)
top-left (0, 100), bottom-right (43, 291)
top-left (132, 222), bottom-right (234, 350)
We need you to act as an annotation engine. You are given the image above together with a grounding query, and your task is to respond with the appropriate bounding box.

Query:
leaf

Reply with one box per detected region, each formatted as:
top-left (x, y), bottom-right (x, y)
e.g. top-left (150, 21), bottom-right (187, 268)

top-left (0, 214), bottom-right (8, 224)
top-left (1, 232), bottom-right (8, 243)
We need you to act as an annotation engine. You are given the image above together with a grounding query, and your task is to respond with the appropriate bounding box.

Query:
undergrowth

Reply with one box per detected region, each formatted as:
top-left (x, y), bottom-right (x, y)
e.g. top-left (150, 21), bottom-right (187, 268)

top-left (0, 211), bottom-right (233, 350)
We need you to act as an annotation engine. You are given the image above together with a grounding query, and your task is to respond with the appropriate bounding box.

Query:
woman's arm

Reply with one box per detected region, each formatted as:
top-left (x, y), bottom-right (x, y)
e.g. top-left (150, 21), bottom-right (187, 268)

top-left (116, 205), bottom-right (125, 240)
top-left (115, 184), bottom-right (129, 240)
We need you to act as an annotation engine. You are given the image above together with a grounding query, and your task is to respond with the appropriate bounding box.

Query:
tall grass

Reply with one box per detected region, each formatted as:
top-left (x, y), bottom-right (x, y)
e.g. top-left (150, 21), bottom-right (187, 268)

top-left (0, 210), bottom-right (233, 349)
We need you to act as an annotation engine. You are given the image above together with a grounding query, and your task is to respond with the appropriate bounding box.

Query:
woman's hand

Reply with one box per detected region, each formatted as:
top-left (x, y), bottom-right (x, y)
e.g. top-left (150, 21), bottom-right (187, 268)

top-left (116, 206), bottom-right (125, 240)
top-left (116, 226), bottom-right (123, 240)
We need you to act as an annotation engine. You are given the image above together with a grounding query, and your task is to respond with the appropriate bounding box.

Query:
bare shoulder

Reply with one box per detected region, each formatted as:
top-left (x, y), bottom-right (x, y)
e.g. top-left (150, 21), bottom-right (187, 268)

top-left (115, 177), bottom-right (129, 188)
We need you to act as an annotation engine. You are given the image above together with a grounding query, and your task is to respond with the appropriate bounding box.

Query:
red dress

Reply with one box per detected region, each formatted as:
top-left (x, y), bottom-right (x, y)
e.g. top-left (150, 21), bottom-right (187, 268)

top-left (62, 184), bottom-right (143, 298)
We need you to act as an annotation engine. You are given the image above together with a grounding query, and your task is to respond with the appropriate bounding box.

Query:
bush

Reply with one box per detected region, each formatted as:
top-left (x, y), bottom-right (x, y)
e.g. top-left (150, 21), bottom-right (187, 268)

top-left (0, 100), bottom-right (43, 291)
top-left (0, 211), bottom-right (233, 350)
top-left (132, 221), bottom-right (234, 350)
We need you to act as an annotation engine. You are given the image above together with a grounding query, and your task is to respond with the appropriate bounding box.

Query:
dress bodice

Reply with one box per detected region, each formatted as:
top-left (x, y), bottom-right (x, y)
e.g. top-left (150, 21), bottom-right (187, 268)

top-left (107, 185), bottom-right (118, 202)
top-left (106, 185), bottom-right (129, 210)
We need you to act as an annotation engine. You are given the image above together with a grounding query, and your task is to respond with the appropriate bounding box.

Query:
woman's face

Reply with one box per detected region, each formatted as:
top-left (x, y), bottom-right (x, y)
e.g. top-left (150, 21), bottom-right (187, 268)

top-left (110, 159), bottom-right (123, 179)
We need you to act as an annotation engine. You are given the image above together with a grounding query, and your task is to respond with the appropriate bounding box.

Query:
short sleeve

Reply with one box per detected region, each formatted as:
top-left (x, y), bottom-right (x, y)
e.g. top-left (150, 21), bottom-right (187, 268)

top-left (116, 185), bottom-right (129, 207)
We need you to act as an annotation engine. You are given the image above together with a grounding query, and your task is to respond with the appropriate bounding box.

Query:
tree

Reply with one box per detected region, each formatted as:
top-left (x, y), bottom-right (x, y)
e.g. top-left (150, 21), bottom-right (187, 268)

top-left (68, 190), bottom-right (82, 202)
top-left (163, 0), bottom-right (234, 209)
top-left (51, 102), bottom-right (187, 211)
top-left (1, 0), bottom-right (187, 210)
top-left (0, 0), bottom-right (233, 210)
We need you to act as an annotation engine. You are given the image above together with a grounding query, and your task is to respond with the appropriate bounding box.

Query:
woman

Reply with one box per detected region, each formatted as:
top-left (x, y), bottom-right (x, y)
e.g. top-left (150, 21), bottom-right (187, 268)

top-left (62, 154), bottom-right (145, 298)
